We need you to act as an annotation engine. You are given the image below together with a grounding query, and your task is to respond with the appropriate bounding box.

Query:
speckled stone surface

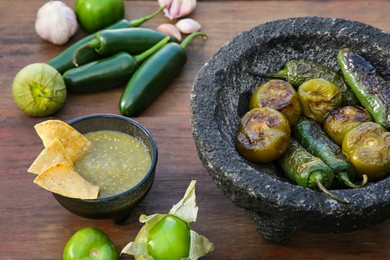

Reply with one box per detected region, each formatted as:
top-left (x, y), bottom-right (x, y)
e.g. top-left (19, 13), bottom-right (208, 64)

top-left (190, 17), bottom-right (390, 243)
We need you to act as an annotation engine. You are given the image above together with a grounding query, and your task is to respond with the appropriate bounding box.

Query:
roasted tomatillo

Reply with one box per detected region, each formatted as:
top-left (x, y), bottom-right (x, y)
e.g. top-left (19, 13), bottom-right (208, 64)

top-left (342, 122), bottom-right (390, 180)
top-left (236, 107), bottom-right (291, 163)
top-left (75, 0), bottom-right (124, 33)
top-left (63, 227), bottom-right (119, 260)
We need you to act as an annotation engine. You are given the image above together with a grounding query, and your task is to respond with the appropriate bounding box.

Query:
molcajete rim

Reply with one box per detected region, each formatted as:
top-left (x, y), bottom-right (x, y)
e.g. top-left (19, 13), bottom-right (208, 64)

top-left (190, 16), bottom-right (390, 234)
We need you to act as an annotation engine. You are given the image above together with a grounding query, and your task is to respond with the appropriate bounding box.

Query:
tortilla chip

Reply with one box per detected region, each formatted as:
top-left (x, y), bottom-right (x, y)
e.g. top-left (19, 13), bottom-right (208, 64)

top-left (28, 138), bottom-right (73, 175)
top-left (34, 120), bottom-right (91, 163)
top-left (33, 164), bottom-right (99, 200)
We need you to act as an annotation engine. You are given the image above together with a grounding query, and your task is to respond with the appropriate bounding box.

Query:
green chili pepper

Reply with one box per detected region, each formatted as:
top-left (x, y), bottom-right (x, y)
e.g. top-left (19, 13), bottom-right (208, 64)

top-left (63, 227), bottom-right (119, 260)
top-left (292, 116), bottom-right (367, 189)
top-left (279, 139), bottom-right (350, 204)
top-left (73, 28), bottom-right (179, 63)
top-left (250, 60), bottom-right (360, 106)
top-left (48, 6), bottom-right (165, 74)
top-left (147, 215), bottom-right (191, 260)
top-left (337, 48), bottom-right (390, 130)
top-left (119, 32), bottom-right (207, 117)
top-left (63, 37), bottom-right (170, 93)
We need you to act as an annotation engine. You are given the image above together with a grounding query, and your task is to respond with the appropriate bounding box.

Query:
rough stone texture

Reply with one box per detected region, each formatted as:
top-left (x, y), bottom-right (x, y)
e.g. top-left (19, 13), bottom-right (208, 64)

top-left (190, 17), bottom-right (390, 243)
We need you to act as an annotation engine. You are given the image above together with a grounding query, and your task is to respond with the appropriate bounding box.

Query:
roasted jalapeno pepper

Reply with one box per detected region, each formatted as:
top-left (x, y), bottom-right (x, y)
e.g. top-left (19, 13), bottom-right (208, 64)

top-left (64, 37), bottom-right (169, 93)
top-left (75, 0), bottom-right (125, 33)
top-left (48, 6), bottom-right (165, 74)
top-left (323, 105), bottom-right (373, 146)
top-left (63, 227), bottom-right (119, 260)
top-left (342, 122), bottom-right (390, 180)
top-left (337, 48), bottom-right (390, 130)
top-left (73, 28), bottom-right (178, 62)
top-left (119, 32), bottom-right (206, 117)
top-left (279, 139), bottom-right (350, 204)
top-left (236, 107), bottom-right (291, 163)
top-left (249, 79), bottom-right (302, 126)
top-left (250, 60), bottom-right (359, 106)
top-left (293, 117), bottom-right (366, 189)
top-left (298, 78), bottom-right (342, 123)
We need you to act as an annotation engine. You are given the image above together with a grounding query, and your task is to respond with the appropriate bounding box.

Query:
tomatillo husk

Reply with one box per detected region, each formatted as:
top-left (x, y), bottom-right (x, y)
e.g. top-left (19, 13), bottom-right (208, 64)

top-left (121, 180), bottom-right (214, 260)
top-left (12, 63), bottom-right (66, 117)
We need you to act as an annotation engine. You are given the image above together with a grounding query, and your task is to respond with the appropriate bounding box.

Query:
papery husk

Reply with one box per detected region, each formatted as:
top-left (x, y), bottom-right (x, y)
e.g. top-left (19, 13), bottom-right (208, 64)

top-left (121, 180), bottom-right (214, 259)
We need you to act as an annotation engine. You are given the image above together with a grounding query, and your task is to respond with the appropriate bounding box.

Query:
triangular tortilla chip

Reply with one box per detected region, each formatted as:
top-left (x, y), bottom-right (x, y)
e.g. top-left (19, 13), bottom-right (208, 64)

top-left (33, 164), bottom-right (99, 200)
top-left (34, 120), bottom-right (91, 163)
top-left (28, 138), bottom-right (73, 175)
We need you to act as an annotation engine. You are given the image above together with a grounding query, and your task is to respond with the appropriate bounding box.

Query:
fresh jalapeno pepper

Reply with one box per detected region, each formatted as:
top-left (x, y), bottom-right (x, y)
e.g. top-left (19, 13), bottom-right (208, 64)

top-left (323, 105), bottom-right (373, 146)
top-left (236, 107), bottom-right (291, 163)
top-left (337, 48), bottom-right (390, 130)
top-left (119, 32), bottom-right (207, 117)
top-left (250, 60), bottom-right (359, 106)
top-left (73, 28), bottom-right (179, 64)
top-left (48, 6), bottom-right (165, 74)
top-left (63, 37), bottom-right (170, 93)
top-left (298, 78), bottom-right (342, 123)
top-left (342, 122), bottom-right (390, 180)
top-left (293, 116), bottom-right (366, 189)
top-left (63, 227), bottom-right (119, 260)
top-left (279, 139), bottom-right (350, 204)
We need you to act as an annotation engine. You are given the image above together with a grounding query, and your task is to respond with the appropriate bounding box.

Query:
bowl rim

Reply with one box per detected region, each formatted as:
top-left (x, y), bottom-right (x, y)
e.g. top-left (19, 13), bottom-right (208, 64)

top-left (67, 113), bottom-right (158, 202)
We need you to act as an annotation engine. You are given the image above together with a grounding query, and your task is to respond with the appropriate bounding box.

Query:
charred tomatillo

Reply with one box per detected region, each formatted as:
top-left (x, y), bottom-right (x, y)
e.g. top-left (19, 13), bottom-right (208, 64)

top-left (75, 0), bottom-right (125, 33)
top-left (147, 215), bottom-right (190, 260)
top-left (63, 227), bottom-right (119, 260)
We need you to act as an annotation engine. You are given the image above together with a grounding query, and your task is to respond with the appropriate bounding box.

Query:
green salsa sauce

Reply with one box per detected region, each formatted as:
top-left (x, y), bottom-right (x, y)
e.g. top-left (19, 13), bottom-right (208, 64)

top-left (75, 130), bottom-right (152, 198)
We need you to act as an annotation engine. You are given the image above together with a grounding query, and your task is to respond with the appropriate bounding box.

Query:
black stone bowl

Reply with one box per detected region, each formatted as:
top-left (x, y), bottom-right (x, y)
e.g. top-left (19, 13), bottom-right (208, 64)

top-left (190, 17), bottom-right (390, 243)
top-left (52, 114), bottom-right (158, 224)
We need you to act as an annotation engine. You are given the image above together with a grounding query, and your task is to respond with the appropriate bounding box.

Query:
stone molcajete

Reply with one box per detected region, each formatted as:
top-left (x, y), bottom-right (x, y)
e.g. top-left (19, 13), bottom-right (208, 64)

top-left (190, 17), bottom-right (390, 243)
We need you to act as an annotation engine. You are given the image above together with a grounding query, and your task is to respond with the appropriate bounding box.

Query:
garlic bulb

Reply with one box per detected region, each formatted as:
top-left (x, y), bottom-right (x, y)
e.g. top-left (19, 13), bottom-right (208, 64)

top-left (35, 1), bottom-right (78, 45)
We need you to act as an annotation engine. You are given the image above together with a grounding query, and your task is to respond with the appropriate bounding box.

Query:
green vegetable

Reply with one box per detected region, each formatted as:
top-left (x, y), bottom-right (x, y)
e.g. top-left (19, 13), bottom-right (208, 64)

top-left (63, 227), bottom-right (119, 260)
top-left (293, 116), bottom-right (366, 189)
top-left (75, 0), bottom-right (124, 33)
top-left (279, 139), bottom-right (350, 204)
top-left (64, 37), bottom-right (170, 93)
top-left (337, 48), bottom-right (390, 130)
top-left (73, 28), bottom-right (178, 60)
top-left (48, 6), bottom-right (165, 74)
top-left (249, 60), bottom-right (359, 106)
top-left (12, 63), bottom-right (66, 117)
top-left (147, 215), bottom-right (191, 260)
top-left (236, 107), bottom-right (291, 163)
top-left (119, 32), bottom-right (207, 117)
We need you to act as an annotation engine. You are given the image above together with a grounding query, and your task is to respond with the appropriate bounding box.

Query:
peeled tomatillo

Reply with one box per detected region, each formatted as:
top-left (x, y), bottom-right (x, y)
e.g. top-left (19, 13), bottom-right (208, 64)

top-left (342, 122), bottom-right (390, 180)
top-left (75, 0), bottom-right (125, 33)
top-left (63, 227), bottom-right (119, 260)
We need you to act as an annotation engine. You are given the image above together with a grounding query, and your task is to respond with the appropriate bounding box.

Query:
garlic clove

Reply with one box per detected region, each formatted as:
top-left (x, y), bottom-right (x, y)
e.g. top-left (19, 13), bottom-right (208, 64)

top-left (157, 23), bottom-right (182, 42)
top-left (175, 18), bottom-right (201, 34)
top-left (158, 0), bottom-right (197, 20)
top-left (35, 1), bottom-right (78, 45)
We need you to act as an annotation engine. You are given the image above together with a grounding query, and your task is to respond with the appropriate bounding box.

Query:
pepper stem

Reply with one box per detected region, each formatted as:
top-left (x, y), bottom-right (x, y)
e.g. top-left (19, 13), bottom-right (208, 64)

top-left (316, 179), bottom-right (350, 204)
top-left (338, 172), bottom-right (367, 189)
top-left (180, 32), bottom-right (207, 49)
top-left (71, 38), bottom-right (101, 67)
top-left (248, 70), bottom-right (288, 80)
top-left (129, 5), bottom-right (166, 27)
top-left (134, 36), bottom-right (170, 64)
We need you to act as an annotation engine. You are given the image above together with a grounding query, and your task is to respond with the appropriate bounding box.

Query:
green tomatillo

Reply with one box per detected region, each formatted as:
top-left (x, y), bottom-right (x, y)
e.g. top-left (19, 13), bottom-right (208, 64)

top-left (63, 227), bottom-right (119, 260)
top-left (75, 0), bottom-right (125, 33)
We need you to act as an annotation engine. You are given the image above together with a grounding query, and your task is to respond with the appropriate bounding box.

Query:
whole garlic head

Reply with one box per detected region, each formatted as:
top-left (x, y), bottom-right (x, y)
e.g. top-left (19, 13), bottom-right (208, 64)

top-left (35, 1), bottom-right (78, 45)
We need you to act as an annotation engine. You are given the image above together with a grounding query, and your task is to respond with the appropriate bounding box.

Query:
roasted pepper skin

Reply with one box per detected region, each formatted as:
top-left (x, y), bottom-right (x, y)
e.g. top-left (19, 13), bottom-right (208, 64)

top-left (119, 32), bottom-right (206, 117)
top-left (342, 122), bottom-right (390, 180)
top-left (293, 117), bottom-right (362, 189)
top-left (337, 48), bottom-right (390, 130)
top-left (279, 139), bottom-right (349, 204)
top-left (48, 6), bottom-right (165, 74)
top-left (250, 60), bottom-right (359, 106)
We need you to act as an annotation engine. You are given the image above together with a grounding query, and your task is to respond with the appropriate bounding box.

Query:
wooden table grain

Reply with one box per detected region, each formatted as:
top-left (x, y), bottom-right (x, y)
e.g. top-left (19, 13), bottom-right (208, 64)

top-left (2, 0), bottom-right (390, 259)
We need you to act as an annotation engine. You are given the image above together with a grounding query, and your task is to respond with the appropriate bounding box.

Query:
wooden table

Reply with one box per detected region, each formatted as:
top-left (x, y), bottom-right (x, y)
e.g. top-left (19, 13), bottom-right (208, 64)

top-left (2, 0), bottom-right (390, 259)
